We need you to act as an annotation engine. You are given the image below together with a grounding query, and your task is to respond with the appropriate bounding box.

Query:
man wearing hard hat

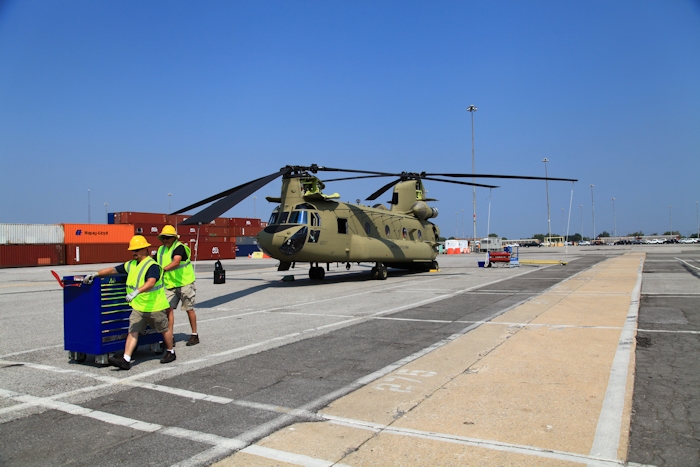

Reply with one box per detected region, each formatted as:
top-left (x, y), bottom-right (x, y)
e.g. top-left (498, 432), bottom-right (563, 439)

top-left (156, 225), bottom-right (199, 346)
top-left (83, 235), bottom-right (176, 369)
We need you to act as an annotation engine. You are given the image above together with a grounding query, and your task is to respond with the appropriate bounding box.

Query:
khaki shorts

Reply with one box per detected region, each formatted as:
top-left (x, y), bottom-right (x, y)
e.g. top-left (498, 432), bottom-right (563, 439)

top-left (129, 310), bottom-right (169, 334)
top-left (166, 283), bottom-right (196, 311)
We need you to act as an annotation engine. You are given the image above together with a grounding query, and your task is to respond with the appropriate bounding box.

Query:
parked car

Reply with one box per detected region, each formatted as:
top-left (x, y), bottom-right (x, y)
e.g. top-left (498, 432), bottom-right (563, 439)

top-left (578, 241), bottom-right (591, 246)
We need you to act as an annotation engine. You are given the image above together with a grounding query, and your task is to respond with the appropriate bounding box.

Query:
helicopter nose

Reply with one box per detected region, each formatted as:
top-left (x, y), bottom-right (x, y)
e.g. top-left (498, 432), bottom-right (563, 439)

top-left (257, 225), bottom-right (308, 256)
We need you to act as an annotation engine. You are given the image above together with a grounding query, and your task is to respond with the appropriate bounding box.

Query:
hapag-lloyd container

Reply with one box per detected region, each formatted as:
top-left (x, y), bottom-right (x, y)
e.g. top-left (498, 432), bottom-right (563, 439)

top-left (63, 224), bottom-right (134, 244)
top-left (0, 224), bottom-right (64, 245)
top-left (0, 244), bottom-right (65, 267)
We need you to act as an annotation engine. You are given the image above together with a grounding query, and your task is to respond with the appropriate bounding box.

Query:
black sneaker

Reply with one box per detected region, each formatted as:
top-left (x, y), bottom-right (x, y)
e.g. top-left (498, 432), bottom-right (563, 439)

top-left (160, 351), bottom-right (176, 364)
top-left (186, 335), bottom-right (200, 346)
top-left (108, 355), bottom-right (131, 370)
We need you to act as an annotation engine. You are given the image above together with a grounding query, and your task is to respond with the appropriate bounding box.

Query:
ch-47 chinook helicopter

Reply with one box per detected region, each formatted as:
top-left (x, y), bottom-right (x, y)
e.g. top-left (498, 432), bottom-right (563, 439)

top-left (172, 165), bottom-right (577, 280)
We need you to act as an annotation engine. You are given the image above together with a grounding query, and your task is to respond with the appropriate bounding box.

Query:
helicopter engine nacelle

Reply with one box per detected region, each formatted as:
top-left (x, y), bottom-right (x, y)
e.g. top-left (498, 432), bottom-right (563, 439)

top-left (411, 201), bottom-right (438, 220)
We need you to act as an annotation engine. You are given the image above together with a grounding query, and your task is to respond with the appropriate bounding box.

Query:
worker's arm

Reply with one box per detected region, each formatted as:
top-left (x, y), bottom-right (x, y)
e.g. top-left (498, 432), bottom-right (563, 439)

top-left (163, 255), bottom-right (182, 272)
top-left (82, 266), bottom-right (120, 284)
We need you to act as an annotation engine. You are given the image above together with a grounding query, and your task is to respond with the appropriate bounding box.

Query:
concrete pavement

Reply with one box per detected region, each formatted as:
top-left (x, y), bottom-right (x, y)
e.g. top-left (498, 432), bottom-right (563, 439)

top-left (215, 253), bottom-right (645, 466)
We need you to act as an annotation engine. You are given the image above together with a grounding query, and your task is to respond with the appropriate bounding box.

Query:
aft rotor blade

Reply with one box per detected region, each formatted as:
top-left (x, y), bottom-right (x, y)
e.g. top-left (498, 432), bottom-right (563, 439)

top-left (427, 173), bottom-right (578, 182)
top-left (366, 179), bottom-right (402, 201)
top-left (421, 177), bottom-right (499, 189)
top-left (173, 169), bottom-right (288, 224)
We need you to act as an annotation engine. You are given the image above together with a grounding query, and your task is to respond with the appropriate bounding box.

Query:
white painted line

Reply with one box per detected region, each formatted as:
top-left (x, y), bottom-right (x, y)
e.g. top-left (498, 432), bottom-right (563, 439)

top-left (0, 344), bottom-right (63, 359)
top-left (675, 257), bottom-right (700, 272)
top-left (589, 257), bottom-right (644, 462)
top-left (637, 329), bottom-right (700, 335)
top-left (242, 445), bottom-right (353, 467)
top-left (323, 415), bottom-right (622, 467)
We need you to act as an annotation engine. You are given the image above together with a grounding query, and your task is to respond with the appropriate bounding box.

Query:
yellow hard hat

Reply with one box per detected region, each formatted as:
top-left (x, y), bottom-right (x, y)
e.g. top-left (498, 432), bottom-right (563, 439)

top-left (158, 225), bottom-right (179, 240)
top-left (128, 235), bottom-right (151, 250)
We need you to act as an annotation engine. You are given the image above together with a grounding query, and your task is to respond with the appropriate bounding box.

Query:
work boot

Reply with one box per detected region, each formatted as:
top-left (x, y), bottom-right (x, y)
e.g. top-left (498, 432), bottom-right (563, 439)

top-left (108, 355), bottom-right (131, 370)
top-left (160, 351), bottom-right (176, 364)
top-left (186, 334), bottom-right (200, 346)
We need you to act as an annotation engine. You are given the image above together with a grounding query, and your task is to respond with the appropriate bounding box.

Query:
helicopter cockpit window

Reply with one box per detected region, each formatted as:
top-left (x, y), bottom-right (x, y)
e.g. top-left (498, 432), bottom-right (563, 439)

top-left (385, 225), bottom-right (390, 237)
top-left (294, 203), bottom-right (316, 210)
top-left (288, 210), bottom-right (309, 225)
top-left (279, 212), bottom-right (289, 224)
top-left (417, 230), bottom-right (423, 241)
top-left (268, 206), bottom-right (281, 225)
top-left (402, 227), bottom-right (407, 239)
top-left (311, 212), bottom-right (321, 227)
top-left (364, 222), bottom-right (371, 235)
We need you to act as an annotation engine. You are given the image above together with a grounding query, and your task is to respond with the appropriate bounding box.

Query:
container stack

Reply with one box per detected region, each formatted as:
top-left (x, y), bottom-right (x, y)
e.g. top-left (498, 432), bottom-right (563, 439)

top-left (231, 218), bottom-right (267, 257)
top-left (111, 212), bottom-right (237, 261)
top-left (0, 224), bottom-right (65, 267)
top-left (63, 224), bottom-right (134, 265)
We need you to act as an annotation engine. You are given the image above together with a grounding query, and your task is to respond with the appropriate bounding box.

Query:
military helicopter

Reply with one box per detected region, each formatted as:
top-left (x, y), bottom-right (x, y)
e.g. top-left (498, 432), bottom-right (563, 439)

top-left (172, 165), bottom-right (576, 280)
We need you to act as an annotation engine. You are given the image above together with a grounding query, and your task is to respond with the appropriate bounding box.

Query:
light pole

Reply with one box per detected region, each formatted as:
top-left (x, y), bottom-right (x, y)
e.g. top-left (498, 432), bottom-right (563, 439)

top-left (590, 184), bottom-right (596, 239)
top-left (104, 202), bottom-right (108, 222)
top-left (467, 104), bottom-right (477, 243)
top-left (455, 212), bottom-right (459, 238)
top-left (579, 204), bottom-right (583, 239)
top-left (543, 158), bottom-right (551, 245)
top-left (612, 197), bottom-right (616, 237)
top-left (696, 201), bottom-right (699, 239)
top-left (669, 205), bottom-right (673, 236)
top-left (168, 193), bottom-right (172, 213)
top-left (486, 189), bottom-right (492, 239)
top-left (461, 209), bottom-right (465, 238)
top-left (561, 208), bottom-right (565, 241)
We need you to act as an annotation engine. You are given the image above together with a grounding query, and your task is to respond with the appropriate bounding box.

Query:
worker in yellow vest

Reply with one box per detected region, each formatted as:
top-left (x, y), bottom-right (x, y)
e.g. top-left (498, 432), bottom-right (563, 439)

top-left (83, 235), bottom-right (176, 370)
top-left (157, 225), bottom-right (199, 346)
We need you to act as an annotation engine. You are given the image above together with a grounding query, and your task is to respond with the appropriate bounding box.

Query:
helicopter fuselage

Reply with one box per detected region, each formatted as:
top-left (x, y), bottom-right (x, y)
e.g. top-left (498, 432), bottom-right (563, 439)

top-left (256, 175), bottom-right (440, 270)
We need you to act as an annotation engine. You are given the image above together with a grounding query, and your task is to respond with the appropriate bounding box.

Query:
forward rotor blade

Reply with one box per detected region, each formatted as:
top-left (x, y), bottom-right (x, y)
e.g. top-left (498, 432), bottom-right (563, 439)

top-left (426, 173), bottom-right (578, 182)
top-left (322, 174), bottom-right (392, 183)
top-left (366, 179), bottom-right (402, 201)
top-left (319, 167), bottom-right (397, 176)
top-left (421, 177), bottom-right (499, 189)
top-left (173, 169), bottom-right (288, 225)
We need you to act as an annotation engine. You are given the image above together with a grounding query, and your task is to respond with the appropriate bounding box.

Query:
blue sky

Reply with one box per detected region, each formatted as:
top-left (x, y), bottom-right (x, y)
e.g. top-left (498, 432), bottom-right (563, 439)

top-left (1, 1), bottom-right (699, 239)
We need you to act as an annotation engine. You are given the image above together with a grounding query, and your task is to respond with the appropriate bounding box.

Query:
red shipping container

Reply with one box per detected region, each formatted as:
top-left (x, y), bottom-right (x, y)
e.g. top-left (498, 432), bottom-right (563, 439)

top-left (241, 226), bottom-right (263, 236)
top-left (210, 217), bottom-right (230, 227)
top-left (208, 226), bottom-right (230, 237)
top-left (133, 223), bottom-right (167, 236)
top-left (180, 236), bottom-right (235, 244)
top-left (0, 244), bottom-right (64, 268)
top-left (166, 214), bottom-right (191, 225)
top-left (230, 218), bottom-right (261, 228)
top-left (191, 242), bottom-right (236, 260)
top-left (64, 243), bottom-right (132, 266)
top-left (114, 212), bottom-right (168, 224)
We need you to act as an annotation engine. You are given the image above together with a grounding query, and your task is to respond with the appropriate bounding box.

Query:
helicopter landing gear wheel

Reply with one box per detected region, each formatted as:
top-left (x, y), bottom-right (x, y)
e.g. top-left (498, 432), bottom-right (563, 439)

top-left (371, 263), bottom-right (388, 280)
top-left (431, 260), bottom-right (439, 271)
top-left (309, 266), bottom-right (325, 280)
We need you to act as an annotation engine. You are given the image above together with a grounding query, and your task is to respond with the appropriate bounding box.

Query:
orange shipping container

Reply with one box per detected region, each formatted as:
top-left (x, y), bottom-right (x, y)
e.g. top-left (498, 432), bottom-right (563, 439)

top-left (63, 224), bottom-right (135, 244)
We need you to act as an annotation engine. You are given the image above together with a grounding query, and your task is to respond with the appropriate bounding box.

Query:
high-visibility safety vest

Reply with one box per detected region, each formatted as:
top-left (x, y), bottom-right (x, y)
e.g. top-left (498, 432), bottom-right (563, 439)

top-left (157, 241), bottom-right (196, 289)
top-left (124, 257), bottom-right (170, 312)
